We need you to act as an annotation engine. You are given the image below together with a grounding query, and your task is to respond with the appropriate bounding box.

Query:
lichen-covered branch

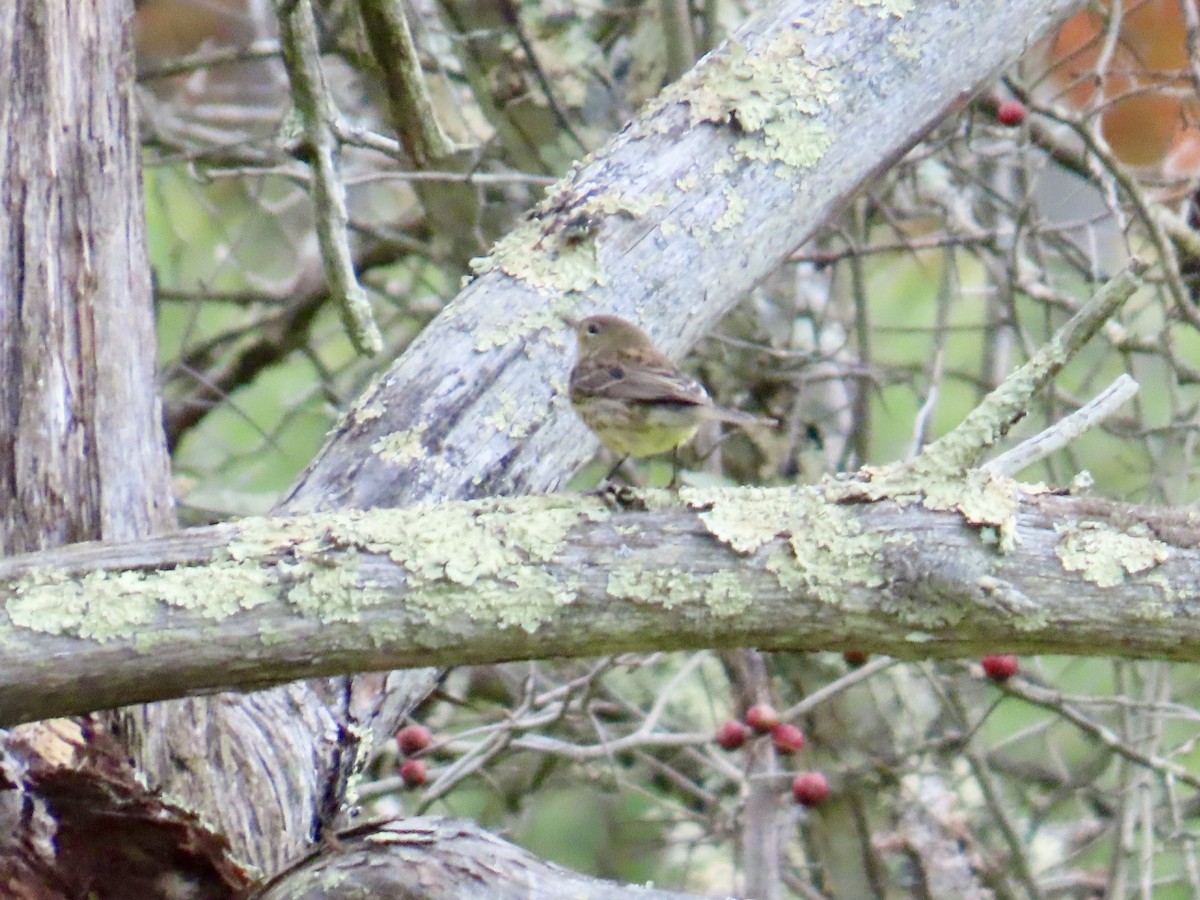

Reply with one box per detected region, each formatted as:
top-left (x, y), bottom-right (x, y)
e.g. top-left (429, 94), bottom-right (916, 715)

top-left (983, 374), bottom-right (1140, 477)
top-left (3, 484), bottom-right (1199, 727)
top-left (279, 0), bottom-right (1089, 512)
top-left (354, 0), bottom-right (456, 166)
top-left (826, 260), bottom-right (1144, 551)
top-left (274, 0), bottom-right (383, 355)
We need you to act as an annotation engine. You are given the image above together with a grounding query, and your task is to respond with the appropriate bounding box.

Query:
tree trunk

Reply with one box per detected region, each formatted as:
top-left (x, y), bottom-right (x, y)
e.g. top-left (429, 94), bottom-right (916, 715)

top-left (0, 2), bottom-right (177, 896)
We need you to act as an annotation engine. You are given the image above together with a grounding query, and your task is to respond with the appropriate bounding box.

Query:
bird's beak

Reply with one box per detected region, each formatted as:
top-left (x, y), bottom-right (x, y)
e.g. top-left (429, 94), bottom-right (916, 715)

top-left (560, 313), bottom-right (580, 330)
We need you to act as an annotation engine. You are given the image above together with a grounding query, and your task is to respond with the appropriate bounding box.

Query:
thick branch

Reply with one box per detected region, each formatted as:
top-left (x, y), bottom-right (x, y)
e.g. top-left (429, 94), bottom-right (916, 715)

top-left (2, 485), bottom-right (1197, 726)
top-left (253, 817), bottom-right (697, 900)
top-left (279, 0), bottom-right (1088, 512)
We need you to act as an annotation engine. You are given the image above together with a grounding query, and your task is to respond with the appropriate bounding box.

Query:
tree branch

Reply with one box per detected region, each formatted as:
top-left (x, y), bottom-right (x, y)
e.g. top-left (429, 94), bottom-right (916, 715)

top-left (2, 484), bottom-right (1197, 727)
top-left (274, 0), bottom-right (383, 355)
top-left (253, 816), bottom-right (700, 899)
top-left (279, 0), bottom-right (1090, 512)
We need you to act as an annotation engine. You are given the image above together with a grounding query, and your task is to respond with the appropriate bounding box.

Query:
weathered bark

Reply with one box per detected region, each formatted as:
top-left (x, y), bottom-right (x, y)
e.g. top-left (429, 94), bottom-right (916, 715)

top-left (0, 3), bottom-right (173, 554)
top-left (0, 3), bottom-right (178, 897)
top-left (1, 487), bottom-right (1197, 726)
top-left (252, 817), bottom-right (699, 900)
top-left (0, 0), bottom-right (1098, 895)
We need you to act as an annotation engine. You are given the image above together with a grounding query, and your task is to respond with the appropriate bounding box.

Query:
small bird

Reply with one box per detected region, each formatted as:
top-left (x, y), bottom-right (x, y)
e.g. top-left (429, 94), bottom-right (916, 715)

top-left (565, 314), bottom-right (772, 460)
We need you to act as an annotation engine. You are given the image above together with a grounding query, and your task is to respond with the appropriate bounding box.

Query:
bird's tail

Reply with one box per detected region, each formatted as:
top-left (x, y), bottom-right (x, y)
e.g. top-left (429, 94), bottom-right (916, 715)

top-left (710, 407), bottom-right (778, 429)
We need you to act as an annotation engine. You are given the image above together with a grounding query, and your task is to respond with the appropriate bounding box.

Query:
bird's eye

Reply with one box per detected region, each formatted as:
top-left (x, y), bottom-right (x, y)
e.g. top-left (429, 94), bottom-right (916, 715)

top-left (586, 323), bottom-right (600, 335)
top-left (609, 367), bottom-right (624, 379)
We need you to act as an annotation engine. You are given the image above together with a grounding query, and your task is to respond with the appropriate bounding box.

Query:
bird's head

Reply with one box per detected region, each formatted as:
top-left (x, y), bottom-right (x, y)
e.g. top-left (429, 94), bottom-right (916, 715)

top-left (564, 314), bottom-right (656, 357)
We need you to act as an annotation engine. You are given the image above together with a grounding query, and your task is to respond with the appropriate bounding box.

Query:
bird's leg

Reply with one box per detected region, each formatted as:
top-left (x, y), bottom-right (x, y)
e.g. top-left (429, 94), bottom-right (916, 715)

top-left (668, 447), bottom-right (682, 489)
top-left (603, 454), bottom-right (631, 484)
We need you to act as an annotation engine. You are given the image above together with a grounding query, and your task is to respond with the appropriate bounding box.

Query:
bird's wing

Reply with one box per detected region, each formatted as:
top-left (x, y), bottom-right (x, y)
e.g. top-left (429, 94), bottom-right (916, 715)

top-left (572, 361), bottom-right (711, 407)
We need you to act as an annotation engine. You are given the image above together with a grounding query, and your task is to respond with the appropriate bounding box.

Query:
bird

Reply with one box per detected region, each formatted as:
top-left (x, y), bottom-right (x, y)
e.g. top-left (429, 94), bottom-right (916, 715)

top-left (564, 313), bottom-right (773, 461)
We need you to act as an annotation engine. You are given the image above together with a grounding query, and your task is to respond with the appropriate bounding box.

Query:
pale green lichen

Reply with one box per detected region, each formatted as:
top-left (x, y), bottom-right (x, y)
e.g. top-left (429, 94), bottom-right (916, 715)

top-left (469, 190), bottom-right (654, 297)
top-left (482, 390), bottom-right (539, 442)
top-left (2, 499), bottom-right (594, 647)
top-left (684, 485), bottom-right (891, 610)
top-left (607, 565), bottom-right (754, 616)
top-left (672, 35), bottom-right (838, 172)
top-left (320, 499), bottom-right (587, 633)
top-left (888, 28), bottom-right (919, 61)
top-left (286, 551), bottom-right (384, 623)
top-left (879, 584), bottom-right (967, 630)
top-left (686, 485), bottom-right (787, 553)
top-left (702, 570), bottom-right (755, 617)
top-left (713, 187), bottom-right (746, 232)
top-left (824, 465), bottom-right (1025, 553)
top-left (1055, 521), bottom-right (1170, 589)
top-left (8, 556), bottom-right (278, 642)
top-left (372, 426), bottom-right (429, 466)
top-left (470, 216), bottom-right (603, 294)
top-left (8, 569), bottom-right (158, 642)
top-left (607, 566), bottom-right (689, 608)
top-left (471, 566), bottom-right (576, 632)
top-left (924, 469), bottom-right (1022, 553)
top-left (471, 302), bottom-right (573, 353)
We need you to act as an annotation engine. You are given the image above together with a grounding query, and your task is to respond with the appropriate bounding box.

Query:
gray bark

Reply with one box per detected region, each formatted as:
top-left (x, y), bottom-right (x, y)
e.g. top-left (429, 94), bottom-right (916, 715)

top-left (1, 487), bottom-right (1194, 727)
top-left (253, 817), bottom-right (700, 900)
top-left (0, 3), bottom-right (176, 896)
top-left (0, 3), bottom-right (174, 553)
top-left (0, 0), bottom-right (1097, 895)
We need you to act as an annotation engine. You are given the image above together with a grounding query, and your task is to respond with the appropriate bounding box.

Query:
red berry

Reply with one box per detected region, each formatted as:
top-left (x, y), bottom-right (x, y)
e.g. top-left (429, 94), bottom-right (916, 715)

top-left (715, 720), bottom-right (749, 750)
top-left (980, 654), bottom-right (1019, 682)
top-left (791, 771), bottom-right (829, 807)
top-left (842, 649), bottom-right (868, 667)
top-left (771, 723), bottom-right (806, 754)
top-left (397, 724), bottom-right (432, 755)
top-left (745, 704), bottom-right (781, 734)
top-left (996, 100), bottom-right (1026, 127)
top-left (399, 758), bottom-right (427, 787)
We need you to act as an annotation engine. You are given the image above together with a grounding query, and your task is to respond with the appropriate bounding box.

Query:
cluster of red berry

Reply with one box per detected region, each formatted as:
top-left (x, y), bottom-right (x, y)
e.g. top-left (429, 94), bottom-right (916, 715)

top-left (395, 723), bottom-right (434, 788)
top-left (715, 703), bottom-right (828, 808)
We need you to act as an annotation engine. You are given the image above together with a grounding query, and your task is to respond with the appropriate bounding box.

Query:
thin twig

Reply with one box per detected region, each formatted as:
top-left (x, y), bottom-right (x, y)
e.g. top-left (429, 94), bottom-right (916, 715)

top-left (274, 0), bottom-right (383, 355)
top-left (138, 39), bottom-right (282, 81)
top-left (983, 374), bottom-right (1140, 476)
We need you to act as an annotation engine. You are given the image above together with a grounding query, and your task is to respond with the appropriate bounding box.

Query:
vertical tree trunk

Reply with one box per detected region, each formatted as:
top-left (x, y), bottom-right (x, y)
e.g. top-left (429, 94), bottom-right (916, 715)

top-left (0, 1), bottom-right (174, 554)
top-left (0, 3), bottom-right (178, 894)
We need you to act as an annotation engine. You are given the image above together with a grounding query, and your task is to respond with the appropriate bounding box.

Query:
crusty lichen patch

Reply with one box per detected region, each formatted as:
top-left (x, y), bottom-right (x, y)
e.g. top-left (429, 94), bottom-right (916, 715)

top-left (8, 559), bottom-right (278, 642)
top-left (659, 33), bottom-right (838, 172)
top-left (5, 498), bottom-right (604, 646)
top-left (682, 485), bottom-right (893, 610)
top-left (235, 498), bottom-right (597, 634)
top-left (1055, 521), bottom-right (1170, 589)
top-left (824, 464), bottom-right (1027, 553)
top-left (372, 425), bottom-right (429, 465)
top-left (469, 190), bottom-right (656, 297)
top-left (713, 187), bottom-right (746, 232)
top-left (606, 565), bottom-right (754, 617)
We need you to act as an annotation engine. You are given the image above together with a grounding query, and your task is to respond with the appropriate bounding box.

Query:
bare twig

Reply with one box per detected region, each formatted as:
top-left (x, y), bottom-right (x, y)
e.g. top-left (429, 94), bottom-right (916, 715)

top-left (274, 0), bottom-right (383, 355)
top-left (983, 374), bottom-right (1140, 477)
